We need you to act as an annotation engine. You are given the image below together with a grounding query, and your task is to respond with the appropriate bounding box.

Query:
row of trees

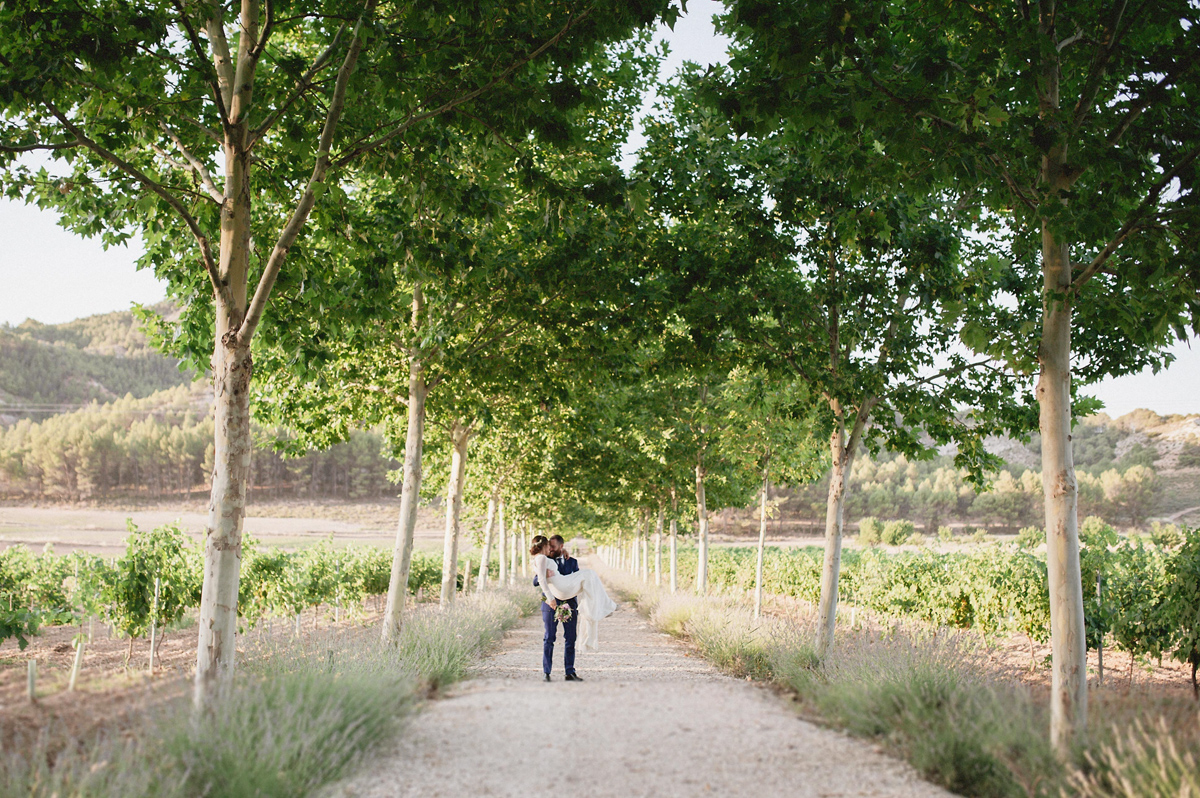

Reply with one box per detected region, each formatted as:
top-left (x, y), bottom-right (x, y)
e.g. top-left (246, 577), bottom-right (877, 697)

top-left (0, 386), bottom-right (399, 500)
top-left (4, 0), bottom-right (1197, 753)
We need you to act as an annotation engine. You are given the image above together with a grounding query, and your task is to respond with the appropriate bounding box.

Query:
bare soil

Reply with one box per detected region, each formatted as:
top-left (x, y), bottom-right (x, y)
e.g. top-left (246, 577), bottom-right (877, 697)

top-left (0, 602), bottom-right (397, 753)
top-left (0, 501), bottom-right (449, 556)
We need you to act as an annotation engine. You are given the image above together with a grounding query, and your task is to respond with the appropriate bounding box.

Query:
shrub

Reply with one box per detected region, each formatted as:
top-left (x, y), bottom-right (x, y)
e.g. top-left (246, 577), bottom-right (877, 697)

top-left (1071, 719), bottom-right (1200, 798)
top-left (0, 589), bottom-right (536, 798)
top-left (908, 532), bottom-right (926, 547)
top-left (937, 526), bottom-right (954, 543)
top-left (770, 626), bottom-right (1054, 798)
top-left (881, 520), bottom-right (914, 546)
top-left (1015, 526), bottom-right (1045, 549)
top-left (858, 517), bottom-right (882, 546)
top-left (1149, 521), bottom-right (1184, 549)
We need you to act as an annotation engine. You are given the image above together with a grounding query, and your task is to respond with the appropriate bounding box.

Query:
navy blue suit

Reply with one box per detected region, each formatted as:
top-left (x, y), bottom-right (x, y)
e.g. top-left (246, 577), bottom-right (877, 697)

top-left (534, 555), bottom-right (579, 676)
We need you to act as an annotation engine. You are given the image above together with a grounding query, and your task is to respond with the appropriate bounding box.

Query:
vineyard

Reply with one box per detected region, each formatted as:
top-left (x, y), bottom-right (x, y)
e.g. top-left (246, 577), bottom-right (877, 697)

top-left (605, 519), bottom-right (1200, 694)
top-left (0, 523), bottom-right (451, 654)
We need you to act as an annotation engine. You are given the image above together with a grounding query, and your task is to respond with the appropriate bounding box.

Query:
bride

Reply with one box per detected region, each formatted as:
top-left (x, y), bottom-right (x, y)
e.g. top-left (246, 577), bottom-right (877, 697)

top-left (531, 535), bottom-right (617, 652)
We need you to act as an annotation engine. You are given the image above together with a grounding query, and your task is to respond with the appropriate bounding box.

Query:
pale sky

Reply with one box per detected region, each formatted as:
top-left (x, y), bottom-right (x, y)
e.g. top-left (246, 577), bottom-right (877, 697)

top-left (0, 0), bottom-right (1196, 418)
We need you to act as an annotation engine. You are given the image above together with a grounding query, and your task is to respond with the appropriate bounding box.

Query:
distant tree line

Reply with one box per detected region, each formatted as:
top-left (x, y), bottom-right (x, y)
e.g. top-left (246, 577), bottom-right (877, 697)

top-left (0, 386), bottom-right (398, 501)
top-left (724, 429), bottom-right (1165, 534)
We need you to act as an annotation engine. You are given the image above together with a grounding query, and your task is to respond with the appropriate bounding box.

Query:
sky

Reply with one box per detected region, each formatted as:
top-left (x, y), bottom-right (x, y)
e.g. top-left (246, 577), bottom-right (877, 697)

top-left (0, 0), bottom-right (1196, 419)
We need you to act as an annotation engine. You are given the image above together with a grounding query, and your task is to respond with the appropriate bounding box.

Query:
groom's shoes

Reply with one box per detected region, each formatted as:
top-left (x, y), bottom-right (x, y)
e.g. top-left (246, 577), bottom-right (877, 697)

top-left (544, 673), bottom-right (552, 682)
top-left (564, 673), bottom-right (583, 682)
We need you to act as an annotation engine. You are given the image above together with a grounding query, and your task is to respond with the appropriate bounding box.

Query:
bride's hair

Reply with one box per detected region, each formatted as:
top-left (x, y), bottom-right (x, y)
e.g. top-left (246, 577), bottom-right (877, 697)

top-left (529, 535), bottom-right (549, 555)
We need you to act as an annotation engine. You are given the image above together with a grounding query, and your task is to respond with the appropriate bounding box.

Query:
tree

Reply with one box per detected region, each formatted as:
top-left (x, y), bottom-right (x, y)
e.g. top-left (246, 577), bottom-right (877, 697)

top-left (1, 0), bottom-right (678, 694)
top-left (639, 73), bottom-right (1024, 656)
top-left (255, 35), bottom-right (664, 629)
top-left (712, 0), bottom-right (1200, 750)
top-left (717, 368), bottom-right (826, 618)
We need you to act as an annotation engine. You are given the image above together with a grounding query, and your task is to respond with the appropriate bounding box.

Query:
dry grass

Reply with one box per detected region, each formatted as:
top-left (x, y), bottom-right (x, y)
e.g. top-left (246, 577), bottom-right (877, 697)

top-left (598, 559), bottom-right (1200, 798)
top-left (0, 589), bottom-right (536, 798)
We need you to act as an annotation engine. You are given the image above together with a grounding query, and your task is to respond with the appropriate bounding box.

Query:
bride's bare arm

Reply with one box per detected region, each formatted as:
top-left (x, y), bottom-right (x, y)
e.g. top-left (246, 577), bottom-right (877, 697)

top-left (533, 554), bottom-right (556, 606)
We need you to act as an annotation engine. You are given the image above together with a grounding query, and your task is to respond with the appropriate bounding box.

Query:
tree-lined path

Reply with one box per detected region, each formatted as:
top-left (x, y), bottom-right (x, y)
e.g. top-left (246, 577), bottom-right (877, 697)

top-left (331, 575), bottom-right (949, 798)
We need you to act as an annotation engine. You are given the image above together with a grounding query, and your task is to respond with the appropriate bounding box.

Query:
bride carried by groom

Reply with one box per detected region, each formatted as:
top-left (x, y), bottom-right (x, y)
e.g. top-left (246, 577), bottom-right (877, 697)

top-left (530, 535), bottom-right (617, 671)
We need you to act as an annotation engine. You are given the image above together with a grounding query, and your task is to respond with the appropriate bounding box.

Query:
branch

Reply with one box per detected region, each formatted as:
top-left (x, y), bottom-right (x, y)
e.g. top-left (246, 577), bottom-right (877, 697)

top-left (237, 0), bottom-right (377, 345)
top-left (185, 117), bottom-right (224, 146)
top-left (987, 152), bottom-right (1039, 214)
top-left (41, 100), bottom-right (226, 303)
top-left (845, 397), bottom-right (875, 458)
top-left (1056, 25), bottom-right (1085, 52)
top-left (1105, 55), bottom-right (1198, 147)
top-left (856, 61), bottom-right (1039, 213)
top-left (248, 24), bottom-right (346, 147)
top-left (1073, 139), bottom-right (1200, 289)
top-left (250, 0), bottom-right (275, 62)
top-left (331, 8), bottom-right (592, 169)
top-left (1071, 0), bottom-right (1140, 133)
top-left (204, 6), bottom-right (236, 114)
top-left (0, 139), bottom-right (82, 153)
top-left (171, 0), bottom-right (231, 128)
top-left (897, 357), bottom-right (997, 391)
top-left (159, 122), bottom-right (224, 202)
top-left (229, 0), bottom-right (261, 125)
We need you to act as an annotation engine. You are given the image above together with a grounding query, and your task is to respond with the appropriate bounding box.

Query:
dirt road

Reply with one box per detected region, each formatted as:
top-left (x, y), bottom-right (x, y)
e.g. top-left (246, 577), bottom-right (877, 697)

top-left (330, 594), bottom-right (950, 798)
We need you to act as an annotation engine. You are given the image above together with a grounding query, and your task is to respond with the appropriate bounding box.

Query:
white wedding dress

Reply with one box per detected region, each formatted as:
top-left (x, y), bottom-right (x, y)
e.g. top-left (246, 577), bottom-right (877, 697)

top-left (533, 554), bottom-right (617, 652)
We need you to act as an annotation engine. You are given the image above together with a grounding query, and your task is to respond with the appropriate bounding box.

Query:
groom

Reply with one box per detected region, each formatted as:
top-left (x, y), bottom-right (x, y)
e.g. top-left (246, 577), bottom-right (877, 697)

top-left (533, 535), bottom-right (583, 682)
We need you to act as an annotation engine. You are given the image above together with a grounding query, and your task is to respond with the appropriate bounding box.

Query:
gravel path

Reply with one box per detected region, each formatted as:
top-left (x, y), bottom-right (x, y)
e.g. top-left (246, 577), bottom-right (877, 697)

top-left (329, 588), bottom-right (952, 798)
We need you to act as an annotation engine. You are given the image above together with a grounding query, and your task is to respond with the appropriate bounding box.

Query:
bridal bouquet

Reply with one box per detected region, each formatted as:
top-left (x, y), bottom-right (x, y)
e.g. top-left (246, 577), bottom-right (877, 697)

top-left (554, 603), bottom-right (573, 623)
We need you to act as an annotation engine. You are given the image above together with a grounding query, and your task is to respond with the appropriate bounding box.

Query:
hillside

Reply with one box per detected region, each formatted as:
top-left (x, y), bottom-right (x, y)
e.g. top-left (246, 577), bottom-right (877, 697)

top-left (0, 304), bottom-right (193, 419)
top-left (721, 409), bottom-right (1200, 535)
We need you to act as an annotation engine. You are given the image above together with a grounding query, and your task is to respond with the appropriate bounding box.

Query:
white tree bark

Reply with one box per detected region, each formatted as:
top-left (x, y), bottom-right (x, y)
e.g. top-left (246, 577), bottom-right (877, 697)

top-left (521, 522), bottom-right (529, 578)
top-left (439, 420), bottom-right (472, 606)
top-left (816, 406), bottom-right (869, 658)
top-left (670, 487), bottom-right (678, 594)
top-left (497, 498), bottom-right (508, 587)
top-left (477, 492), bottom-right (497, 591)
top-left (381, 312), bottom-right (427, 643)
top-left (654, 502), bottom-right (664, 588)
top-left (695, 458), bottom-right (709, 595)
top-left (754, 470), bottom-right (769, 620)
top-left (1041, 201), bottom-right (1087, 752)
top-left (641, 514), bottom-right (649, 583)
top-left (1038, 0), bottom-right (1088, 751)
top-left (195, 297), bottom-right (252, 701)
top-left (509, 521), bottom-right (518, 586)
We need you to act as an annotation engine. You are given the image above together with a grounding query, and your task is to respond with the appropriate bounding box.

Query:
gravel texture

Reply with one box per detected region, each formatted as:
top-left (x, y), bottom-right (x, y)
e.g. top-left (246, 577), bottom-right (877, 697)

top-left (328, 586), bottom-right (952, 798)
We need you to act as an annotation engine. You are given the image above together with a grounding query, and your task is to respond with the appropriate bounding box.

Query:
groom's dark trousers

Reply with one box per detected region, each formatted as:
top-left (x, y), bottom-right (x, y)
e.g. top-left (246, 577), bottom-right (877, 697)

top-left (534, 555), bottom-right (579, 675)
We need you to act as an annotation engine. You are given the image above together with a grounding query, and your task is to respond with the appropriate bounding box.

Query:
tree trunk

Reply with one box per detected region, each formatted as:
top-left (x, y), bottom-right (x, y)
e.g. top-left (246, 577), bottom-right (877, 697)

top-left (1040, 221), bottom-right (1087, 751)
top-left (816, 426), bottom-right (856, 657)
top-left (510, 522), bottom-right (519, 586)
top-left (381, 350), bottom-right (427, 642)
top-left (1036, 0), bottom-right (1087, 753)
top-left (670, 486), bottom-right (679, 594)
top-left (194, 300), bottom-right (252, 704)
top-left (695, 458), bottom-right (709, 595)
top-left (641, 513), bottom-right (650, 583)
top-left (521, 521), bottom-right (529, 578)
top-left (439, 420), bottom-right (472, 606)
top-left (654, 502), bottom-right (664, 588)
top-left (755, 469), bottom-right (769, 620)
top-left (477, 491), bottom-right (497, 591)
top-left (497, 498), bottom-right (508, 587)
